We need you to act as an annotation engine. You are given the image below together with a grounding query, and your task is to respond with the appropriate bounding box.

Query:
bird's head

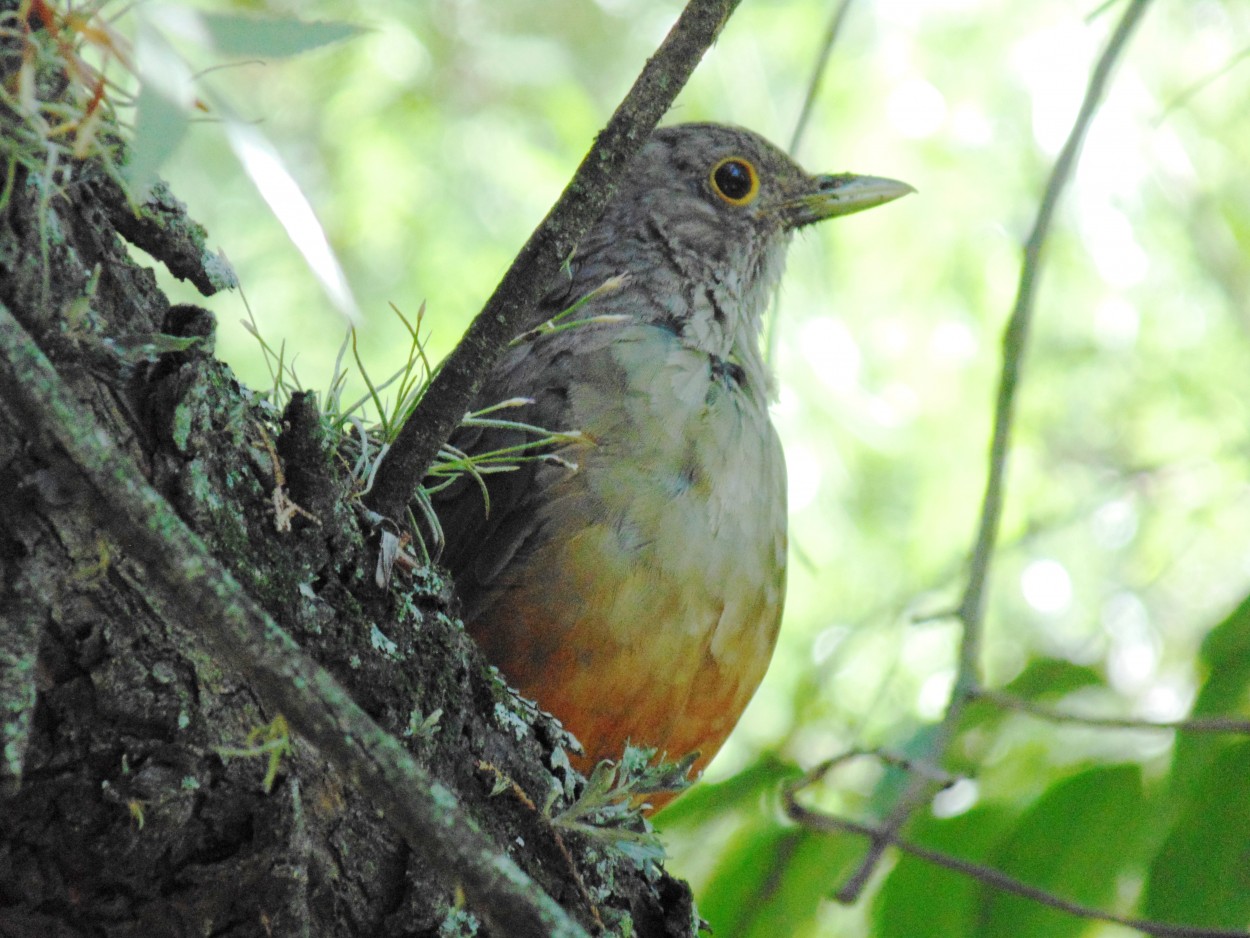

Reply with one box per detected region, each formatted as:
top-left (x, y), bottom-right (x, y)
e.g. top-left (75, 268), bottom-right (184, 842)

top-left (632, 122), bottom-right (913, 236)
top-left (572, 122), bottom-right (912, 369)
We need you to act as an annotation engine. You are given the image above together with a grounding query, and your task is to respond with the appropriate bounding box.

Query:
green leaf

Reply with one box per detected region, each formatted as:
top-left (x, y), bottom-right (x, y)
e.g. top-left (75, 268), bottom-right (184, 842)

top-left (866, 724), bottom-right (945, 818)
top-left (198, 14), bottom-right (363, 59)
top-left (976, 764), bottom-right (1143, 938)
top-left (1170, 594), bottom-right (1250, 802)
top-left (697, 824), bottom-right (861, 938)
top-left (653, 754), bottom-right (798, 829)
top-left (999, 658), bottom-right (1106, 700)
top-left (1142, 740), bottom-right (1250, 929)
top-left (960, 658), bottom-right (1106, 738)
top-left (659, 757), bottom-right (854, 937)
top-left (126, 82), bottom-right (189, 192)
top-left (875, 805), bottom-right (1014, 938)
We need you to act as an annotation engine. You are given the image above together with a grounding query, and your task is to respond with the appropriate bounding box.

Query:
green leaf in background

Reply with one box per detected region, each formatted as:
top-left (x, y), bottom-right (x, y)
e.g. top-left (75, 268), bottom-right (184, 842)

top-left (659, 756), bottom-right (860, 937)
top-left (1169, 593), bottom-right (1250, 803)
top-left (874, 805), bottom-right (1015, 938)
top-left (656, 753), bottom-right (799, 829)
top-left (1142, 740), bottom-right (1250, 929)
top-left (127, 81), bottom-right (189, 194)
top-left (697, 825), bottom-right (862, 938)
top-left (998, 658), bottom-right (1107, 702)
top-left (866, 724), bottom-right (945, 818)
top-left (126, 15), bottom-right (198, 192)
top-left (958, 658), bottom-right (1108, 746)
top-left (198, 14), bottom-right (363, 59)
top-left (975, 764), bottom-right (1143, 938)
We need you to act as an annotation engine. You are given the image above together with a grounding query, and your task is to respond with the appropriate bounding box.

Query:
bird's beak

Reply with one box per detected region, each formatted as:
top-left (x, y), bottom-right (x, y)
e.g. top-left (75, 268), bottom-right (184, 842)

top-left (785, 173), bottom-right (915, 229)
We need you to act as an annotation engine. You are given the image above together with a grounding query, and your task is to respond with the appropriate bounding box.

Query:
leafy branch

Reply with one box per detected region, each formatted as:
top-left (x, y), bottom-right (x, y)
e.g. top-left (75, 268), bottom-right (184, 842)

top-left (786, 0), bottom-right (1163, 917)
top-left (784, 749), bottom-right (1249, 938)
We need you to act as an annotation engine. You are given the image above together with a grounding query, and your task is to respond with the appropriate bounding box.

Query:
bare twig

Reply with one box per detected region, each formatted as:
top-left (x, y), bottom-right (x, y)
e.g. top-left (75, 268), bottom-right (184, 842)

top-left (973, 689), bottom-right (1250, 736)
top-left (785, 761), bottom-right (1248, 938)
top-left (0, 302), bottom-right (591, 938)
top-left (958, 0), bottom-right (1152, 649)
top-left (788, 0), bottom-right (856, 155)
top-left (766, 0), bottom-right (857, 365)
top-left (365, 0), bottom-right (744, 526)
top-left (833, 0), bottom-right (1155, 901)
top-left (1156, 45), bottom-right (1250, 121)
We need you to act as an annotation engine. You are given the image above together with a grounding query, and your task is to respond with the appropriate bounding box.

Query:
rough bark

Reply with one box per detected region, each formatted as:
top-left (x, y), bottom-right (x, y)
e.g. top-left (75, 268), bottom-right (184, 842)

top-left (0, 18), bottom-right (697, 938)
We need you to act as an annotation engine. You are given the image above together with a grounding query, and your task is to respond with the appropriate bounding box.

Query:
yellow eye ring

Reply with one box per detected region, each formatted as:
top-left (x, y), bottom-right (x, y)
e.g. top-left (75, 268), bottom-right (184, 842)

top-left (709, 157), bottom-right (760, 206)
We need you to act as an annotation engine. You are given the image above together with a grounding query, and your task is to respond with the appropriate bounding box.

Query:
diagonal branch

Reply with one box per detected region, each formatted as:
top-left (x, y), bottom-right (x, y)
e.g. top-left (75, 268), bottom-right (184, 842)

top-left (956, 0), bottom-right (1153, 657)
top-left (365, 0), bottom-right (744, 525)
top-left (785, 755), bottom-right (1248, 938)
top-left (833, 0), bottom-right (1155, 902)
top-left (0, 301), bottom-right (591, 938)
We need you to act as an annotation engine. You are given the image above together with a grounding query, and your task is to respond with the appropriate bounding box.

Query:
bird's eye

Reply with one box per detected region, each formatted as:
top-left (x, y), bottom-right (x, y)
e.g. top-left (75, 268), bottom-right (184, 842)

top-left (709, 157), bottom-right (760, 206)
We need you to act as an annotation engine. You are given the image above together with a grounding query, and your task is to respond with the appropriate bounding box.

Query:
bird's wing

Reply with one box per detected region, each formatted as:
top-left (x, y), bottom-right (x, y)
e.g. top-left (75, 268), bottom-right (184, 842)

top-left (431, 322), bottom-right (622, 615)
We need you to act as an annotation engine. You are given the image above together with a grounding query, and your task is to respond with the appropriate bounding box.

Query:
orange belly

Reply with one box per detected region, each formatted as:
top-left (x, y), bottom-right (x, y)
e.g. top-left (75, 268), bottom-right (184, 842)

top-left (466, 511), bottom-right (784, 806)
top-left (458, 323), bottom-right (788, 808)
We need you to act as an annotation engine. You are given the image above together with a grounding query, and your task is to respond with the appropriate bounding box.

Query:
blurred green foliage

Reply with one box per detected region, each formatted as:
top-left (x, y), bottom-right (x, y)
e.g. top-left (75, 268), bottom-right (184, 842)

top-left (125, 0), bottom-right (1250, 934)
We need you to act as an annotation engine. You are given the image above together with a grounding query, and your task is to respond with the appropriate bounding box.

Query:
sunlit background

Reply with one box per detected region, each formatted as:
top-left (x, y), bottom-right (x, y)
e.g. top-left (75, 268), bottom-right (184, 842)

top-left (139, 1), bottom-right (1250, 934)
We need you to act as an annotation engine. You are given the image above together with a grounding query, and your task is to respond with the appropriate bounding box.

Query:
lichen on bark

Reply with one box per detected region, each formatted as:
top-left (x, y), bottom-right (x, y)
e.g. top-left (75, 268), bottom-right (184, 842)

top-left (0, 9), bottom-right (699, 936)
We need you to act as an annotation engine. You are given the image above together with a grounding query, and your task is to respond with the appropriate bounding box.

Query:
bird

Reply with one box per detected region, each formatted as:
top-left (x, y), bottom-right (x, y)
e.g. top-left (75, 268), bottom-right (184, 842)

top-left (435, 122), bottom-right (911, 803)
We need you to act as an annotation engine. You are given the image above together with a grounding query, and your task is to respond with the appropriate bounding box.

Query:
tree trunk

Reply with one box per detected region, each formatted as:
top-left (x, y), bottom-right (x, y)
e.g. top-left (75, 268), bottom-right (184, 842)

top-left (0, 18), bottom-right (696, 938)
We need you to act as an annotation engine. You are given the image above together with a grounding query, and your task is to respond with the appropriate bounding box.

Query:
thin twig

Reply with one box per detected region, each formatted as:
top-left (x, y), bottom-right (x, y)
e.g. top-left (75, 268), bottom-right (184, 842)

top-left (834, 0), bottom-right (1155, 901)
top-left (1155, 45), bottom-right (1250, 122)
top-left (766, 0), bottom-right (857, 365)
top-left (788, 0), bottom-right (856, 156)
top-left (0, 302), bottom-right (591, 938)
top-left (973, 689), bottom-right (1250, 736)
top-left (785, 775), bottom-right (1249, 938)
top-left (365, 0), bottom-right (743, 526)
top-left (958, 0), bottom-right (1153, 644)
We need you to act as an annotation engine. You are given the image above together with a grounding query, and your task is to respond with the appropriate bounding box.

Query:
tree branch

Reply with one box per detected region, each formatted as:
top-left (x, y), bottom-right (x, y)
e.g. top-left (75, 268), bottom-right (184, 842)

top-left (972, 689), bottom-right (1250, 736)
top-left (364, 0), bottom-right (744, 525)
top-left (785, 751), bottom-right (1249, 938)
top-left (0, 301), bottom-right (591, 938)
top-left (834, 0), bottom-right (1155, 901)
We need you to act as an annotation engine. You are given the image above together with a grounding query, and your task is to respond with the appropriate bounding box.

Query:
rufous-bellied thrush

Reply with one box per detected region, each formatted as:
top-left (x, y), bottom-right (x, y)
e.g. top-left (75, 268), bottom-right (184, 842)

top-left (436, 122), bottom-right (912, 804)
